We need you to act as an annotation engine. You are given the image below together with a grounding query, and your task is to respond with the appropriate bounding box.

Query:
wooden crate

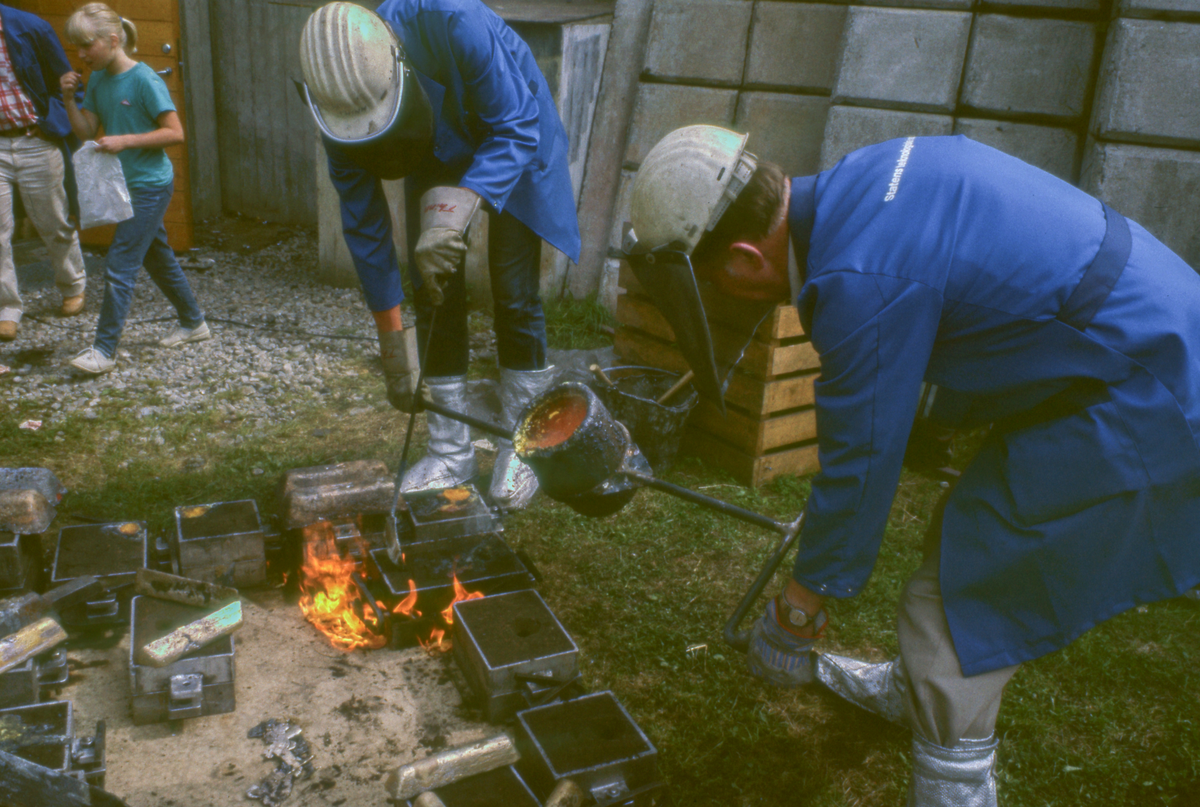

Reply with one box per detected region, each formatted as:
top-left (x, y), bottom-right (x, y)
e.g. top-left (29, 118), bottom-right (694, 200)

top-left (615, 263), bottom-right (821, 486)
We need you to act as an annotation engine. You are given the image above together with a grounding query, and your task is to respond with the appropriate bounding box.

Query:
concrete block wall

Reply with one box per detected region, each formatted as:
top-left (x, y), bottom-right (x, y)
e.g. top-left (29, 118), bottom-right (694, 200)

top-left (589, 0), bottom-right (1200, 276)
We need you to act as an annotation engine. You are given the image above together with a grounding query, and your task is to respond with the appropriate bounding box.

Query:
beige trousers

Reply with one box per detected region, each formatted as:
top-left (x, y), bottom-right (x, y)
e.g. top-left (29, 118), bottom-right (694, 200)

top-left (897, 495), bottom-right (1020, 746)
top-left (0, 134), bottom-right (86, 324)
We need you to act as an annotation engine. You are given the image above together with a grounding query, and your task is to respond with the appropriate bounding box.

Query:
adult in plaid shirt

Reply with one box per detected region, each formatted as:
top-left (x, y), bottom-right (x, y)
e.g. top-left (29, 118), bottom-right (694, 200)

top-left (0, 3), bottom-right (86, 342)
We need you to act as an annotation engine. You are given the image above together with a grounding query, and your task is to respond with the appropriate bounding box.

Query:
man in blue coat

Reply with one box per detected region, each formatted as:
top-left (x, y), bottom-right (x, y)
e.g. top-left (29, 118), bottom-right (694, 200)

top-left (298, 1), bottom-right (580, 509)
top-left (0, 3), bottom-right (86, 341)
top-left (626, 126), bottom-right (1200, 805)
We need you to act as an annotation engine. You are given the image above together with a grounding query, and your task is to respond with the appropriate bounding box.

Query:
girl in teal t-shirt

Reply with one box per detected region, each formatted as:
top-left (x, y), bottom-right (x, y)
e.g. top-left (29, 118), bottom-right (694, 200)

top-left (60, 2), bottom-right (209, 375)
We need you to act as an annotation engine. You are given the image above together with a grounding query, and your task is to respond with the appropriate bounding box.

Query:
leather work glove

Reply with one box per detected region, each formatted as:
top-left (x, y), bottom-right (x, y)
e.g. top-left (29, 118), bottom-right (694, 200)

top-left (746, 596), bottom-right (827, 688)
top-left (378, 329), bottom-right (423, 413)
top-left (414, 186), bottom-right (481, 306)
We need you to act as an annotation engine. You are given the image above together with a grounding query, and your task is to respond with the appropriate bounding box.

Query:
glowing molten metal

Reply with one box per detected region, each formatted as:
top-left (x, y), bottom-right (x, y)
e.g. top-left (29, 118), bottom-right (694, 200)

top-left (298, 523), bottom-right (386, 651)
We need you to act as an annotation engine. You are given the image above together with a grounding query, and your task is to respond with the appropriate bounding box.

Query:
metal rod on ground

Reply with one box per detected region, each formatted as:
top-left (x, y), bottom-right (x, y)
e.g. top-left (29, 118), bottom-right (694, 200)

top-left (589, 363), bottom-right (615, 388)
top-left (387, 309), bottom-right (438, 565)
top-left (655, 370), bottom-right (694, 405)
top-left (385, 732), bottom-right (520, 800)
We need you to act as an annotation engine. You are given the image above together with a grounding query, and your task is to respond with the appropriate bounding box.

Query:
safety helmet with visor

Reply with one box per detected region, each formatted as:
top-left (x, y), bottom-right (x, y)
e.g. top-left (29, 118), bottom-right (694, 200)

top-left (298, 2), bottom-right (433, 179)
top-left (624, 125), bottom-right (773, 412)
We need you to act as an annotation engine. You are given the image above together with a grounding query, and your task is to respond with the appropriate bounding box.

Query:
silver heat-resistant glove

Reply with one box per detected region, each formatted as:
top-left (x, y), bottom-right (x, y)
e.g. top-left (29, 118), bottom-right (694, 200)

top-left (414, 186), bottom-right (481, 306)
top-left (378, 328), bottom-right (422, 412)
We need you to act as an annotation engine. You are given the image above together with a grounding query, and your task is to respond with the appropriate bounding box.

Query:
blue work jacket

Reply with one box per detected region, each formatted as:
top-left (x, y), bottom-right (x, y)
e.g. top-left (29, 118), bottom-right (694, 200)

top-left (0, 4), bottom-right (74, 141)
top-left (788, 135), bottom-right (1200, 676)
top-left (329, 0), bottom-right (580, 312)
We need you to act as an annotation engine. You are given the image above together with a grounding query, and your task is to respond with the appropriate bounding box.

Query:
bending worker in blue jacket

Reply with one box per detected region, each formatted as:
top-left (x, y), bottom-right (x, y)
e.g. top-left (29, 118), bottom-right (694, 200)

top-left (297, 1), bottom-right (580, 509)
top-left (625, 126), bottom-right (1200, 805)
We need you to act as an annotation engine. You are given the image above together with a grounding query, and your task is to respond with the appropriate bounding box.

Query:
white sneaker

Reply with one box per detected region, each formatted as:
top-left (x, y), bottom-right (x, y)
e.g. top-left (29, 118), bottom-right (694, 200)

top-left (70, 347), bottom-right (116, 374)
top-left (159, 321), bottom-right (211, 348)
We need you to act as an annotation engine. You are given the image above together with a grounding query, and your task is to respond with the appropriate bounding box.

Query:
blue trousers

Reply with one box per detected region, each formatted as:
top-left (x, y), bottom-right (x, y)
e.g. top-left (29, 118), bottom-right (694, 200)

top-left (326, 143), bottom-right (546, 377)
top-left (404, 167), bottom-right (546, 377)
top-left (93, 181), bottom-right (203, 358)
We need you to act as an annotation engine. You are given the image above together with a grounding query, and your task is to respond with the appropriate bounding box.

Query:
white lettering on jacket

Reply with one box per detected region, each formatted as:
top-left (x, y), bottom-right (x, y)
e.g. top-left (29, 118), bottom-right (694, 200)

top-left (883, 137), bottom-right (916, 202)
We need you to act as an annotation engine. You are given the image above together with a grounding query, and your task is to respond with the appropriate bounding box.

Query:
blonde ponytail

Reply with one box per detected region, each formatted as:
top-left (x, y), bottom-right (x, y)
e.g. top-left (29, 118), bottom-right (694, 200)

top-left (64, 3), bottom-right (135, 52)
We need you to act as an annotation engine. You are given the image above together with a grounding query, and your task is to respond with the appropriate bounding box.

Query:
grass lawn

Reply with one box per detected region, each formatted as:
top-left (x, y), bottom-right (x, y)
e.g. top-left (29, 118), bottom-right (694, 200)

top-left (5, 311), bottom-right (1197, 807)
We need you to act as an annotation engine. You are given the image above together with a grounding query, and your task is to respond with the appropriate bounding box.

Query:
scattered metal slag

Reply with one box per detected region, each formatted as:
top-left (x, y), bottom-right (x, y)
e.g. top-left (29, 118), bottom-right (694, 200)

top-left (246, 718), bottom-right (314, 806)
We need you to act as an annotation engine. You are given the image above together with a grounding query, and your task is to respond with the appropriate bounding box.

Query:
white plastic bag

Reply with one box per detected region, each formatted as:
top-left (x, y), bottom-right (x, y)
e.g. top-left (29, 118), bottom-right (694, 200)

top-left (72, 141), bottom-right (134, 229)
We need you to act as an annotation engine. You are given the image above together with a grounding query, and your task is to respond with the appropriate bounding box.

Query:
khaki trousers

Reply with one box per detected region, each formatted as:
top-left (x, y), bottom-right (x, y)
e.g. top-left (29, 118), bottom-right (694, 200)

top-left (897, 495), bottom-right (1020, 746)
top-left (0, 135), bottom-right (86, 324)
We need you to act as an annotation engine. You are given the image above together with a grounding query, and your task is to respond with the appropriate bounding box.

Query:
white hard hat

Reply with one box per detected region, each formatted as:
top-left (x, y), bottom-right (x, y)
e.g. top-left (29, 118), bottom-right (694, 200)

top-left (299, 2), bottom-right (400, 141)
top-left (628, 125), bottom-right (758, 255)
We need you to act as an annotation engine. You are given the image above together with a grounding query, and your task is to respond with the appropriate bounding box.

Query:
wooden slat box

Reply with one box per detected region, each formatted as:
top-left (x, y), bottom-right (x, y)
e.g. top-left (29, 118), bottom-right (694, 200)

top-left (615, 264), bottom-right (821, 486)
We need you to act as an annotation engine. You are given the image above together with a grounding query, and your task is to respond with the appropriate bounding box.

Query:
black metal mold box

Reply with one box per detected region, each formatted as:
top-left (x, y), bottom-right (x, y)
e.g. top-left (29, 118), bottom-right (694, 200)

top-left (404, 764), bottom-right (539, 807)
top-left (368, 532), bottom-right (533, 606)
top-left (0, 698), bottom-right (107, 786)
top-left (403, 484), bottom-right (502, 543)
top-left (0, 530), bottom-right (41, 594)
top-left (128, 595), bottom-right (236, 725)
top-left (174, 500), bottom-right (266, 587)
top-left (516, 692), bottom-right (659, 806)
top-left (452, 589), bottom-right (578, 722)
top-left (51, 521), bottom-right (147, 626)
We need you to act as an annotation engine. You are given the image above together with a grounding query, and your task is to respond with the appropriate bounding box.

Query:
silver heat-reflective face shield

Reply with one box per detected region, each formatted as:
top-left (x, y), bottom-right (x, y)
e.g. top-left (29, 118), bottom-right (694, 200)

top-left (622, 229), bottom-right (776, 415)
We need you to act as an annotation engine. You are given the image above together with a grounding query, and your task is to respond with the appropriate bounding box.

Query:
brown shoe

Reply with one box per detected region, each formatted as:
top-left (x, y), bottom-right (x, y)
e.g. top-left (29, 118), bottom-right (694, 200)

top-left (0, 320), bottom-right (16, 341)
top-left (61, 294), bottom-right (85, 317)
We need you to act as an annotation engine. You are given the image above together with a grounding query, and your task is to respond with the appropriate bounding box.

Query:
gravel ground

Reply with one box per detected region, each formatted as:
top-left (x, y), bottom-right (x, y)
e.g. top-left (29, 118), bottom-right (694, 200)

top-left (0, 220), bottom-right (503, 428)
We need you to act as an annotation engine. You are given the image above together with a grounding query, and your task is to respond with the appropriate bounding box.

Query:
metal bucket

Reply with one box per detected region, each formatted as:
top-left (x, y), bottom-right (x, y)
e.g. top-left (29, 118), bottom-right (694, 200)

top-left (513, 383), bottom-right (630, 501)
top-left (593, 366), bottom-right (699, 473)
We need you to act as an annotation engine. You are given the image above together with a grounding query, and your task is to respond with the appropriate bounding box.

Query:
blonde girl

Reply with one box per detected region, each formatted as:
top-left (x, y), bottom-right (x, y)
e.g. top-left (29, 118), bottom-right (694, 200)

top-left (61, 2), bottom-right (208, 374)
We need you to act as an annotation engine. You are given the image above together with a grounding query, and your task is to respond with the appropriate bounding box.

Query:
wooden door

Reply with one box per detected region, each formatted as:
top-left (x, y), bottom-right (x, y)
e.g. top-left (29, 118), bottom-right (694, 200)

top-left (14, 0), bottom-right (193, 249)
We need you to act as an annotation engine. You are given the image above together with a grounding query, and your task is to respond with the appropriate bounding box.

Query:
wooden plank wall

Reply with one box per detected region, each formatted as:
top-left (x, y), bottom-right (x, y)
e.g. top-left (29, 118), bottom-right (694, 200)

top-left (15, 0), bottom-right (193, 249)
top-left (209, 0), bottom-right (318, 225)
top-left (615, 264), bottom-right (822, 486)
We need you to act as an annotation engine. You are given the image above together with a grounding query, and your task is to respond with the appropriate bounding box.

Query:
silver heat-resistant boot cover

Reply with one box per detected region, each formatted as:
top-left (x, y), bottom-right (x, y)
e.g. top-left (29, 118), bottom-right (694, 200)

top-left (400, 375), bottom-right (478, 493)
top-left (908, 734), bottom-right (1000, 807)
top-left (814, 653), bottom-right (909, 725)
top-left (488, 365), bottom-right (555, 510)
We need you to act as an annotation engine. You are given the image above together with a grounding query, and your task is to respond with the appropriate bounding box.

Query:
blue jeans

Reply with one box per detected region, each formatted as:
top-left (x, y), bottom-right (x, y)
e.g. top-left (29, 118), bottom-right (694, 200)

top-left (405, 167), bottom-right (546, 377)
top-left (93, 181), bottom-right (203, 358)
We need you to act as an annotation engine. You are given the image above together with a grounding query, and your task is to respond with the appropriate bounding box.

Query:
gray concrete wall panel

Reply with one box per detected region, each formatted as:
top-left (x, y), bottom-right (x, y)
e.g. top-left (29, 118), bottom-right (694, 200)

top-left (1081, 141), bottom-right (1200, 269)
top-left (986, 0), bottom-right (1102, 10)
top-left (820, 106), bottom-right (954, 169)
top-left (735, 93), bottom-right (832, 177)
top-left (1118, 0), bottom-right (1200, 19)
top-left (954, 118), bottom-right (1079, 181)
top-left (962, 16), bottom-right (1097, 119)
top-left (832, 8), bottom-right (973, 113)
top-left (745, 3), bottom-right (848, 92)
top-left (852, 0), bottom-right (973, 9)
top-left (643, 0), bottom-right (753, 85)
top-left (624, 83), bottom-right (740, 166)
top-left (609, 170), bottom-right (638, 248)
top-left (1093, 19), bottom-right (1200, 147)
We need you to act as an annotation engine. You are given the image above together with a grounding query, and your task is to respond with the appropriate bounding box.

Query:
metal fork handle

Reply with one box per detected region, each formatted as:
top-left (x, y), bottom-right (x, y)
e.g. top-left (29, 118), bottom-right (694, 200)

top-left (723, 512), bottom-right (804, 652)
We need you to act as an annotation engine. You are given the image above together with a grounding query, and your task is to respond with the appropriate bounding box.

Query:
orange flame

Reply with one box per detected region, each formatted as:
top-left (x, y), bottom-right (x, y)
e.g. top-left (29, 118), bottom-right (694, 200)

top-left (298, 522), bottom-right (386, 651)
top-left (441, 574), bottom-right (485, 624)
top-left (392, 579), bottom-right (421, 617)
top-left (416, 574), bottom-right (484, 654)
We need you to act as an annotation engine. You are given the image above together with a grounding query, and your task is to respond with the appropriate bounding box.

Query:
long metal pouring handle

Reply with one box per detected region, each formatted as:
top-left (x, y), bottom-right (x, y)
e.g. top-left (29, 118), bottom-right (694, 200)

top-left (386, 307), bottom-right (439, 559)
top-left (421, 400), bottom-right (514, 441)
top-left (721, 512), bottom-right (805, 652)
